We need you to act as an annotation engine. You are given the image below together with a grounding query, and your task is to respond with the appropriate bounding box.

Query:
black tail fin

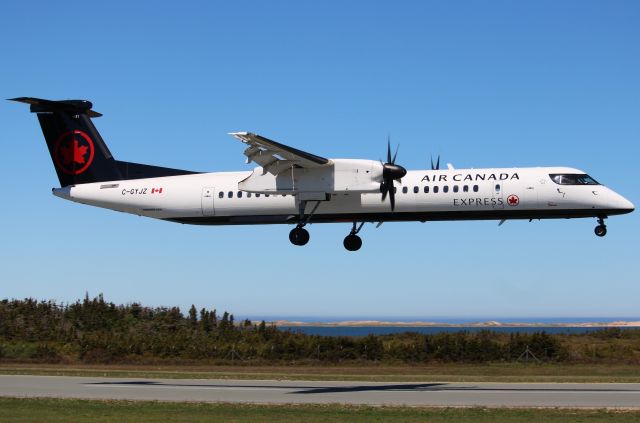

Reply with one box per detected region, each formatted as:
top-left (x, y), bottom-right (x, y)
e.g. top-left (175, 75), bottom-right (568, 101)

top-left (10, 97), bottom-right (122, 186)
top-left (10, 97), bottom-right (198, 186)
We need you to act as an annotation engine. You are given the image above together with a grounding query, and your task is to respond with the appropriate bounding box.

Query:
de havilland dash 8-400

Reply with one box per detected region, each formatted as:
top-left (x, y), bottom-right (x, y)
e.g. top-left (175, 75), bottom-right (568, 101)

top-left (12, 97), bottom-right (634, 251)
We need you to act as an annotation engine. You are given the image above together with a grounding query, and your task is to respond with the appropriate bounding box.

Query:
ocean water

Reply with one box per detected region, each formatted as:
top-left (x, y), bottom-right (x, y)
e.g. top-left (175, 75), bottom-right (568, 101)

top-left (266, 316), bottom-right (640, 325)
top-left (277, 325), bottom-right (638, 337)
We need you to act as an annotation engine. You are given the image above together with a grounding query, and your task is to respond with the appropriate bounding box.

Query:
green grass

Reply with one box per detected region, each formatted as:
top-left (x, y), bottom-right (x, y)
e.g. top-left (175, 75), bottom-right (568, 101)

top-left (0, 398), bottom-right (639, 423)
top-left (2, 362), bottom-right (640, 383)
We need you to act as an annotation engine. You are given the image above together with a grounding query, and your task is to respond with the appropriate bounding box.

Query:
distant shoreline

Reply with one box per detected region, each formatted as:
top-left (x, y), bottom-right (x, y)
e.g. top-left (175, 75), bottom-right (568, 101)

top-left (272, 320), bottom-right (640, 328)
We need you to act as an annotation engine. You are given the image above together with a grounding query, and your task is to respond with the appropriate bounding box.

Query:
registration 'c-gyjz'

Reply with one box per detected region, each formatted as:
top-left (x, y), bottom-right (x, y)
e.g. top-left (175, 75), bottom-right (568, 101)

top-left (12, 97), bottom-right (634, 251)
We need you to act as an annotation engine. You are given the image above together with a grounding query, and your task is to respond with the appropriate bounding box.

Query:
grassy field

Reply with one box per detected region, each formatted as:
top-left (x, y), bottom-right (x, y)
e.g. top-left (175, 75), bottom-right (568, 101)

top-left (1, 398), bottom-right (639, 423)
top-left (2, 362), bottom-right (640, 383)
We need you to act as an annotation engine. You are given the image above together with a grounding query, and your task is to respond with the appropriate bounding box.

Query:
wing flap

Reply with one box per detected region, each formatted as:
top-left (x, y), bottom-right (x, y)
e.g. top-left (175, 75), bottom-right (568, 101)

top-left (230, 132), bottom-right (329, 174)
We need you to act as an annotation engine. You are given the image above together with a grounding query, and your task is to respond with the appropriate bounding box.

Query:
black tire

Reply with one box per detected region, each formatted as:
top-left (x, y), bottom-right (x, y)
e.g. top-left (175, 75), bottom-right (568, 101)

top-left (343, 234), bottom-right (362, 251)
top-left (594, 225), bottom-right (607, 237)
top-left (289, 227), bottom-right (310, 246)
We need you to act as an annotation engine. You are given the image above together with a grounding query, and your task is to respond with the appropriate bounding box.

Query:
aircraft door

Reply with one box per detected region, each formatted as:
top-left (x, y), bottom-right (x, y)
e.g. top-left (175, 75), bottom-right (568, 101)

top-left (202, 187), bottom-right (215, 216)
top-left (520, 184), bottom-right (539, 209)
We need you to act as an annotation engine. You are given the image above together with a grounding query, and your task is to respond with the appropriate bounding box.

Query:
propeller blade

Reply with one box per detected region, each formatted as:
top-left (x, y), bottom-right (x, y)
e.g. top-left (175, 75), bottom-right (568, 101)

top-left (380, 136), bottom-right (404, 211)
top-left (392, 144), bottom-right (399, 164)
top-left (389, 182), bottom-right (396, 211)
top-left (430, 155), bottom-right (435, 170)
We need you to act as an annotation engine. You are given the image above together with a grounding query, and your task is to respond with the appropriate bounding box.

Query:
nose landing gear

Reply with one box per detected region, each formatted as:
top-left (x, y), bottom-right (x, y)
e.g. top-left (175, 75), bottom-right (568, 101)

top-left (344, 222), bottom-right (365, 251)
top-left (594, 216), bottom-right (607, 237)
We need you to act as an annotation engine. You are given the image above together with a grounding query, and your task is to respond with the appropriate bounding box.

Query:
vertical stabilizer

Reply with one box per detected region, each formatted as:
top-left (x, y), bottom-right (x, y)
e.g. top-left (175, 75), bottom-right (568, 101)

top-left (10, 97), bottom-right (122, 186)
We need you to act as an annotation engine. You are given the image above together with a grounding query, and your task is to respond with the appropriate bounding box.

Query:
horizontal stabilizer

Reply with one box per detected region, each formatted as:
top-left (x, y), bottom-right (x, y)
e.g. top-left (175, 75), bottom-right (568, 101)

top-left (8, 97), bottom-right (102, 118)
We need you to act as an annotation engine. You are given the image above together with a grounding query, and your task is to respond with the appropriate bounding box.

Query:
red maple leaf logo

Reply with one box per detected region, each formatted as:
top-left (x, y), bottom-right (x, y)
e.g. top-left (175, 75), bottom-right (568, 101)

top-left (60, 139), bottom-right (89, 165)
top-left (54, 130), bottom-right (95, 175)
top-left (508, 195), bottom-right (519, 206)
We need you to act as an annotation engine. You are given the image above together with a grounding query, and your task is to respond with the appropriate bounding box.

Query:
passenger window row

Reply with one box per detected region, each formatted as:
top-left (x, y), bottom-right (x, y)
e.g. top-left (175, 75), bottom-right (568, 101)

top-left (402, 185), bottom-right (479, 194)
top-left (220, 184), bottom-right (480, 199)
top-left (219, 191), bottom-right (272, 199)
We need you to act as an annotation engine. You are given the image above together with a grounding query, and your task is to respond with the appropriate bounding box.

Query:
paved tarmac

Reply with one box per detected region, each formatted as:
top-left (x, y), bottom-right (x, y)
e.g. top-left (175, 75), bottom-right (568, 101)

top-left (1, 375), bottom-right (640, 408)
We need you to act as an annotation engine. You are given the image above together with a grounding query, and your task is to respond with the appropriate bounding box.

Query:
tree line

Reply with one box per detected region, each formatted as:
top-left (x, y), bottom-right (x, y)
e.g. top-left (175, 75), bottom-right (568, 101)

top-left (1, 295), bottom-right (638, 364)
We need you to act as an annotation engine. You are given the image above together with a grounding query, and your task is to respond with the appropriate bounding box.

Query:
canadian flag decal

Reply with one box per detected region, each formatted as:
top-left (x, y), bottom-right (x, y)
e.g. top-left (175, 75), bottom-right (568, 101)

top-left (151, 188), bottom-right (163, 194)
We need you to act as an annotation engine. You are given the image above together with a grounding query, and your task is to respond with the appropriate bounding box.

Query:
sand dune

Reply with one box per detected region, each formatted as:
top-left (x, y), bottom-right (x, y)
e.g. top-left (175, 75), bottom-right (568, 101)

top-left (272, 320), bottom-right (640, 327)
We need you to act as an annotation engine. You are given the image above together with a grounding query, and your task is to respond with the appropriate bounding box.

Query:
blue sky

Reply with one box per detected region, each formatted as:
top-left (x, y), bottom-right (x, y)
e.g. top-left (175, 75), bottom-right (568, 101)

top-left (1, 1), bottom-right (638, 320)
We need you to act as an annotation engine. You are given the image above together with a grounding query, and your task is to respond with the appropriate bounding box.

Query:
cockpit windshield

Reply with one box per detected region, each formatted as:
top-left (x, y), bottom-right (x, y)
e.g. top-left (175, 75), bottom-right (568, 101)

top-left (549, 174), bottom-right (599, 185)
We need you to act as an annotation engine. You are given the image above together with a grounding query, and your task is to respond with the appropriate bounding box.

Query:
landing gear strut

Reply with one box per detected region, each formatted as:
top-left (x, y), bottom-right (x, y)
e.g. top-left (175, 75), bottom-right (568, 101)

top-left (289, 200), bottom-right (321, 246)
top-left (594, 216), bottom-right (607, 237)
top-left (343, 222), bottom-right (365, 251)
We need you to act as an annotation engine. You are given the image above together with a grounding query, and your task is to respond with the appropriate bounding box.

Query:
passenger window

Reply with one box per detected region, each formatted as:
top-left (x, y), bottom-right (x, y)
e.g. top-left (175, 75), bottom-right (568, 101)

top-left (228, 191), bottom-right (233, 198)
top-left (463, 185), bottom-right (468, 192)
top-left (453, 185), bottom-right (459, 193)
top-left (413, 186), bottom-right (419, 194)
top-left (424, 186), bottom-right (429, 193)
top-left (495, 184), bottom-right (501, 193)
top-left (265, 194), bottom-right (270, 197)
top-left (473, 185), bottom-right (479, 192)
top-left (238, 191), bottom-right (243, 198)
top-left (247, 192), bottom-right (252, 198)
top-left (402, 187), bottom-right (408, 194)
top-left (218, 191), bottom-right (224, 199)
top-left (443, 185), bottom-right (449, 193)
top-left (434, 186), bottom-right (439, 193)
top-left (256, 193), bottom-right (261, 197)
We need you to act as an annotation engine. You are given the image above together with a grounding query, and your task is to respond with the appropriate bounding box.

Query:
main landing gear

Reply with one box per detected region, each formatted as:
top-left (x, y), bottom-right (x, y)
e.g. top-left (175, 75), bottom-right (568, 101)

top-left (289, 200), bottom-right (321, 247)
top-left (343, 222), bottom-right (365, 251)
top-left (594, 216), bottom-right (607, 237)
top-left (290, 221), bottom-right (366, 251)
top-left (289, 226), bottom-right (310, 246)
top-left (289, 200), bottom-right (366, 251)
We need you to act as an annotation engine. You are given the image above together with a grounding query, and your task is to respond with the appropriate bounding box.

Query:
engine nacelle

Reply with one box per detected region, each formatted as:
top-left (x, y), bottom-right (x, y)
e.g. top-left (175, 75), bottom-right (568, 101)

top-left (238, 159), bottom-right (383, 195)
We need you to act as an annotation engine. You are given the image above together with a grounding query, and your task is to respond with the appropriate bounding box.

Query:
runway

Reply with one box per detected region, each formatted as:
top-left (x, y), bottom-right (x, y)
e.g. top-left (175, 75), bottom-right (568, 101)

top-left (2, 375), bottom-right (640, 408)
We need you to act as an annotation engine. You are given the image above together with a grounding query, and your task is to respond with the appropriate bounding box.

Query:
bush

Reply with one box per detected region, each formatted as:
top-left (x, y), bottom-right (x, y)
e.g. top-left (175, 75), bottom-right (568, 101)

top-left (1, 296), bottom-right (639, 365)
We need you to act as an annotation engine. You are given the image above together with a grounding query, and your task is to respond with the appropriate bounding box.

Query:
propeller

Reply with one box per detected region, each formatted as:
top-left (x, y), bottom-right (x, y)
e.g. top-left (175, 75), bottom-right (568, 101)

top-left (380, 137), bottom-right (407, 211)
top-left (430, 154), bottom-right (440, 170)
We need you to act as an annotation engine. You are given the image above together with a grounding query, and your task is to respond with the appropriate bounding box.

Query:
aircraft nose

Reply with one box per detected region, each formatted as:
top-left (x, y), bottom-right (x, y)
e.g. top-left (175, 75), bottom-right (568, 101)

top-left (614, 193), bottom-right (634, 214)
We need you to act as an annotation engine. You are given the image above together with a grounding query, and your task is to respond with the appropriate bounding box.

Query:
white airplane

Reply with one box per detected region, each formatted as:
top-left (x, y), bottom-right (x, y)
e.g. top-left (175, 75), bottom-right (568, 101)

top-left (12, 97), bottom-right (634, 251)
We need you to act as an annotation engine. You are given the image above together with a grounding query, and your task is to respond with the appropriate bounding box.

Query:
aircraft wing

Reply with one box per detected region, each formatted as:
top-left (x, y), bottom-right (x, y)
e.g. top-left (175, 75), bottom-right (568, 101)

top-left (230, 132), bottom-right (330, 175)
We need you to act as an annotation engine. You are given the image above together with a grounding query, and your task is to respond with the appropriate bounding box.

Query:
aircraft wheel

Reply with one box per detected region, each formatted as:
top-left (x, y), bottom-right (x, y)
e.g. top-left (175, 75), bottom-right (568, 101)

top-left (289, 227), bottom-right (310, 246)
top-left (594, 225), bottom-right (607, 237)
top-left (343, 234), bottom-right (362, 251)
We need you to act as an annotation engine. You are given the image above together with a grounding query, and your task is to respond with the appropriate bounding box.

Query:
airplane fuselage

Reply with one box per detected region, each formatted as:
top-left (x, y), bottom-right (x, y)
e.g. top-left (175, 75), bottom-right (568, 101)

top-left (54, 166), bottom-right (633, 226)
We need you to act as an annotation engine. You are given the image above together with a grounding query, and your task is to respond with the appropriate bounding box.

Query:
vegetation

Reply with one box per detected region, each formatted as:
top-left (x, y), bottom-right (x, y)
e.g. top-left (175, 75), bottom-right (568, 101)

top-left (1, 295), bottom-right (640, 366)
top-left (3, 362), bottom-right (640, 383)
top-left (1, 398), bottom-right (639, 423)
